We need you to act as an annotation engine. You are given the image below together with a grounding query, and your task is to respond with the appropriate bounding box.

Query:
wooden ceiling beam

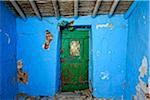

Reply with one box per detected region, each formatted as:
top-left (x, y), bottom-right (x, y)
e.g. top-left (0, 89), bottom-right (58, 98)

top-left (108, 0), bottom-right (120, 18)
top-left (52, 0), bottom-right (60, 18)
top-left (74, 0), bottom-right (78, 17)
top-left (10, 1), bottom-right (26, 20)
top-left (29, 0), bottom-right (42, 20)
top-left (92, 0), bottom-right (102, 17)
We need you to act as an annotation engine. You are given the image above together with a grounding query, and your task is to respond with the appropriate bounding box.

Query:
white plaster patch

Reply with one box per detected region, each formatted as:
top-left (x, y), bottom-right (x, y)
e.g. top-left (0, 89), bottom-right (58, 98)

top-left (143, 16), bottom-right (146, 19)
top-left (4, 33), bottom-right (11, 44)
top-left (17, 60), bottom-right (23, 69)
top-left (136, 56), bottom-right (149, 97)
top-left (108, 50), bottom-right (112, 54)
top-left (139, 56), bottom-right (148, 78)
top-left (99, 71), bottom-right (109, 80)
top-left (96, 23), bottom-right (113, 30)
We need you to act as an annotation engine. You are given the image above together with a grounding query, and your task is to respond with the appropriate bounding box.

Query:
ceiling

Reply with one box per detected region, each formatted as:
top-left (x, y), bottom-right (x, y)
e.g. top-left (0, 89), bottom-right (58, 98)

top-left (5, 0), bottom-right (134, 18)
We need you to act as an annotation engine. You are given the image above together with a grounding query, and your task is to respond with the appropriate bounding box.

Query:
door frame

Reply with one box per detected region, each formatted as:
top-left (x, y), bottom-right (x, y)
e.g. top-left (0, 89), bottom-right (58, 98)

top-left (58, 25), bottom-right (93, 92)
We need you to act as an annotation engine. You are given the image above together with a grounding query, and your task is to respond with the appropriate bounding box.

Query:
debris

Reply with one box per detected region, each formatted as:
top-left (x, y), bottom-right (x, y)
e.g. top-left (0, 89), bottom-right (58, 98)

top-left (16, 93), bottom-right (50, 100)
top-left (74, 89), bottom-right (92, 99)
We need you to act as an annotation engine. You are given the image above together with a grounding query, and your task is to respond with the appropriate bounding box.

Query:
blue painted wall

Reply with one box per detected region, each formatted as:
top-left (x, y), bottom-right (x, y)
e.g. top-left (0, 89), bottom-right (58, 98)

top-left (125, 1), bottom-right (150, 100)
top-left (0, 1), bottom-right (149, 99)
top-left (0, 2), bottom-right (18, 99)
top-left (16, 15), bottom-right (128, 98)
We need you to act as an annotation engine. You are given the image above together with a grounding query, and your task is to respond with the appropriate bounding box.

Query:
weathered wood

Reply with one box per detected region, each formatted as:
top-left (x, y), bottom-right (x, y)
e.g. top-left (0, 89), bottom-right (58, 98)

top-left (29, 1), bottom-right (41, 19)
top-left (52, 0), bottom-right (60, 17)
top-left (74, 0), bottom-right (78, 17)
top-left (92, 0), bottom-right (102, 17)
top-left (10, 1), bottom-right (26, 19)
top-left (5, 0), bottom-right (133, 17)
top-left (109, 0), bottom-right (120, 17)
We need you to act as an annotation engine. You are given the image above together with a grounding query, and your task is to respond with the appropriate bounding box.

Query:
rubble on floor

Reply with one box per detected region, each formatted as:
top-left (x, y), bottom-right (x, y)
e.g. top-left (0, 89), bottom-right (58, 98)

top-left (54, 92), bottom-right (92, 100)
top-left (16, 90), bottom-right (121, 100)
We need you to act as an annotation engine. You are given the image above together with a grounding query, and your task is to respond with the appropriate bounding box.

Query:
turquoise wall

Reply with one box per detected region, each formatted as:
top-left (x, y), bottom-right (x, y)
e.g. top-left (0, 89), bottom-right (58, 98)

top-left (125, 1), bottom-right (150, 100)
top-left (16, 15), bottom-right (128, 98)
top-left (0, 2), bottom-right (18, 99)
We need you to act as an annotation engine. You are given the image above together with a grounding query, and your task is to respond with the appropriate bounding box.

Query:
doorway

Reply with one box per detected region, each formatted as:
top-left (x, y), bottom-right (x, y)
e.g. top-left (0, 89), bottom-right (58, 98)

top-left (60, 26), bottom-right (90, 92)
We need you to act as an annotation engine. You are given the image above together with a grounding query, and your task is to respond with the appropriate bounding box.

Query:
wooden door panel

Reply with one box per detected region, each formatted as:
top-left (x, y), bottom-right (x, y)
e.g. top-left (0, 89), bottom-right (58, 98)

top-left (61, 29), bottom-right (89, 92)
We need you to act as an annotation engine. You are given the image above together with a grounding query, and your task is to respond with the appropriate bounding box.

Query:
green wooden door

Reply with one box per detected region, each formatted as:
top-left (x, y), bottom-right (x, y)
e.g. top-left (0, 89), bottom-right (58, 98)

top-left (61, 29), bottom-right (89, 92)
